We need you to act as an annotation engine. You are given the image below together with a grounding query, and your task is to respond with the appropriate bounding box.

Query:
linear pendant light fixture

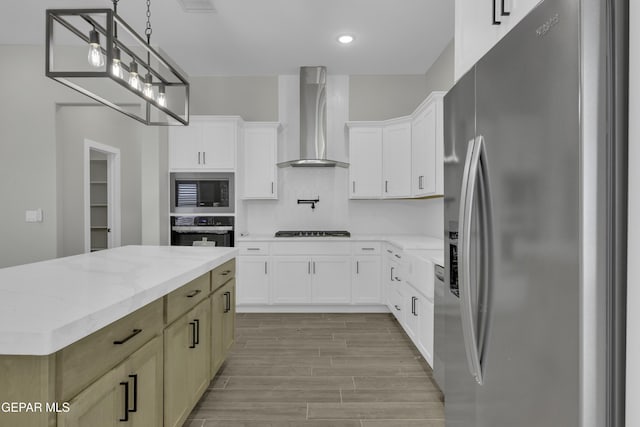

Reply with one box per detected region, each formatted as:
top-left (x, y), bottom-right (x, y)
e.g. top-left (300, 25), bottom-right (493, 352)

top-left (46, 0), bottom-right (189, 126)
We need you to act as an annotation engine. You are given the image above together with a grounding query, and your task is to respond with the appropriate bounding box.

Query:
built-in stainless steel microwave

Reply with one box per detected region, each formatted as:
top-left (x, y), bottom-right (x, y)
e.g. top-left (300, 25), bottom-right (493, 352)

top-left (170, 172), bottom-right (234, 214)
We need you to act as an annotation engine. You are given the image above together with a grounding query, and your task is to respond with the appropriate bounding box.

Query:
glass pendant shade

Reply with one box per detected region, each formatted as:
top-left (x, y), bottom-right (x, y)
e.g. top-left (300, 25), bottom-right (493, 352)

top-left (142, 74), bottom-right (154, 99)
top-left (128, 61), bottom-right (142, 91)
top-left (111, 48), bottom-right (124, 79)
top-left (157, 86), bottom-right (167, 107)
top-left (87, 30), bottom-right (105, 67)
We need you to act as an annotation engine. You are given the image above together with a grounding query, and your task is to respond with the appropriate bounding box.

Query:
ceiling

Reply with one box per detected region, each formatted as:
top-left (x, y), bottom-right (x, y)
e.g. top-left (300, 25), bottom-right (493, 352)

top-left (0, 0), bottom-right (454, 76)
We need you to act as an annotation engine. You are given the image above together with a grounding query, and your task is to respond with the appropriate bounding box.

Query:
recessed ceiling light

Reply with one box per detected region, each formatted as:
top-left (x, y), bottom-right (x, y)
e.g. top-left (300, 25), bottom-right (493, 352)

top-left (337, 34), bottom-right (355, 45)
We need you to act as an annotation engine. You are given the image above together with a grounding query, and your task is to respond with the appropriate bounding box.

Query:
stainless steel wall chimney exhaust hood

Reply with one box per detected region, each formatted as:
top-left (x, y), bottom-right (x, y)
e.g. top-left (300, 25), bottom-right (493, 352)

top-left (278, 66), bottom-right (348, 168)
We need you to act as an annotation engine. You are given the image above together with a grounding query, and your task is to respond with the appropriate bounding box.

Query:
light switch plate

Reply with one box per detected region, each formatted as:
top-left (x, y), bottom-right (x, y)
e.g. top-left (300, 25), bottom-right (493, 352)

top-left (25, 209), bottom-right (43, 223)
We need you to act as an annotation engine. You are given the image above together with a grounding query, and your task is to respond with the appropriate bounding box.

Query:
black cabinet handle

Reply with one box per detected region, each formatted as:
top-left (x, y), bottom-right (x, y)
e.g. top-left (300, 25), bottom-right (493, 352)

top-left (119, 382), bottom-right (129, 422)
top-left (356, 261), bottom-right (359, 274)
top-left (493, 0), bottom-right (501, 25)
top-left (128, 374), bottom-right (138, 413)
top-left (224, 291), bottom-right (231, 313)
top-left (394, 305), bottom-right (401, 311)
top-left (186, 289), bottom-right (201, 298)
top-left (394, 254), bottom-right (401, 259)
top-left (352, 181), bottom-right (356, 193)
top-left (390, 266), bottom-right (395, 281)
top-left (501, 0), bottom-right (510, 16)
top-left (113, 329), bottom-right (142, 345)
top-left (189, 321), bottom-right (197, 349)
top-left (385, 180), bottom-right (389, 193)
top-left (411, 297), bottom-right (418, 316)
top-left (194, 319), bottom-right (200, 345)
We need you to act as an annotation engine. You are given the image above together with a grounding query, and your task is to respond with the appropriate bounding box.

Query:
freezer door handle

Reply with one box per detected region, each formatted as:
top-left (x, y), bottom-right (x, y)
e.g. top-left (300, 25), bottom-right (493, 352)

top-left (458, 136), bottom-right (493, 386)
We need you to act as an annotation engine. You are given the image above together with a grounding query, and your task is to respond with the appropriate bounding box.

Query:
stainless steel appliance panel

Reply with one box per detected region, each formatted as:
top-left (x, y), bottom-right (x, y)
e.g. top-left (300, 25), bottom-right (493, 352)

top-left (472, 1), bottom-right (580, 426)
top-left (170, 172), bottom-right (235, 214)
top-left (443, 67), bottom-right (478, 427)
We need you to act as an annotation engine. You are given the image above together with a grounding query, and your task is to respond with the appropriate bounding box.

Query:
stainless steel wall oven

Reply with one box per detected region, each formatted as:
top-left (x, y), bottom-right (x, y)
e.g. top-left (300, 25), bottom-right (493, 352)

top-left (170, 216), bottom-right (234, 247)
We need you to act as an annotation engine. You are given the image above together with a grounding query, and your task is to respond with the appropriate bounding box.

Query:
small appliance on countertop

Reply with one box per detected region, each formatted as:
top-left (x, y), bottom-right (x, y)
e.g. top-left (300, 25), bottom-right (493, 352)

top-left (274, 230), bottom-right (351, 238)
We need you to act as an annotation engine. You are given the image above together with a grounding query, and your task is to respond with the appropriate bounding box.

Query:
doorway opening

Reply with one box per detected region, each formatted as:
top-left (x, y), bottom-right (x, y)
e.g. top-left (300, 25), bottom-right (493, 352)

top-left (84, 140), bottom-right (121, 253)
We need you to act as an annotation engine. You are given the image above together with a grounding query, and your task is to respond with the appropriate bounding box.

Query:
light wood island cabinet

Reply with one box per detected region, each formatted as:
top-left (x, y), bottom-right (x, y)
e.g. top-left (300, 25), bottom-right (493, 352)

top-left (0, 255), bottom-right (236, 427)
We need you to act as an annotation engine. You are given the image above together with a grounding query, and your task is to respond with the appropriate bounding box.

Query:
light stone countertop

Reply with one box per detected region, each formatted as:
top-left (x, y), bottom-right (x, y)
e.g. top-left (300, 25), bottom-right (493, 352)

top-left (0, 245), bottom-right (237, 356)
top-left (236, 233), bottom-right (444, 251)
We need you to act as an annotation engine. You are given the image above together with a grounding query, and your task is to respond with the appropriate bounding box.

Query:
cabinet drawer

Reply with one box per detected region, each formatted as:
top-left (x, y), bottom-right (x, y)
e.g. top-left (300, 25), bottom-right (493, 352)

top-left (212, 259), bottom-right (236, 291)
top-left (352, 242), bottom-right (381, 255)
top-left (56, 298), bottom-right (163, 402)
top-left (271, 242), bottom-right (351, 255)
top-left (166, 272), bottom-right (210, 325)
top-left (238, 243), bottom-right (270, 255)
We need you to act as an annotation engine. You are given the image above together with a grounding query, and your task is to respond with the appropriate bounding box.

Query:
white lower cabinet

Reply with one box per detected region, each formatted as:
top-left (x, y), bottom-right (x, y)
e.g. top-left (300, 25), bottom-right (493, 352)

top-left (271, 256), bottom-right (351, 304)
top-left (416, 296), bottom-right (434, 365)
top-left (352, 256), bottom-right (382, 304)
top-left (271, 256), bottom-right (313, 304)
top-left (311, 257), bottom-right (352, 304)
top-left (237, 256), bottom-right (270, 304)
top-left (238, 241), bottom-right (387, 309)
top-left (402, 284), bottom-right (420, 341)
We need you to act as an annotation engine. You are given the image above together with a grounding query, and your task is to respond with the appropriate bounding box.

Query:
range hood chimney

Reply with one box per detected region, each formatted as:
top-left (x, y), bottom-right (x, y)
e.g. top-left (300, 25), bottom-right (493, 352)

top-left (277, 66), bottom-right (348, 168)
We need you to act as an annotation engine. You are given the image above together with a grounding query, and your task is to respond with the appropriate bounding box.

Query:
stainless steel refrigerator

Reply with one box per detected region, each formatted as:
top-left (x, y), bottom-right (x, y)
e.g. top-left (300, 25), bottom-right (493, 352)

top-left (443, 0), bottom-right (628, 426)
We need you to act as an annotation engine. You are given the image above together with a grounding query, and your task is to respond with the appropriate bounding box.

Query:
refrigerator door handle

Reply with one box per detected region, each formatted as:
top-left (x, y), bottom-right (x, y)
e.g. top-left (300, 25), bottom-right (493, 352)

top-left (458, 136), bottom-right (490, 386)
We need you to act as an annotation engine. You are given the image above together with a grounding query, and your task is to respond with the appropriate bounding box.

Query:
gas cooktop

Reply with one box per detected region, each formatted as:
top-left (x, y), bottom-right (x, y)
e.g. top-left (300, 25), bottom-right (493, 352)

top-left (274, 230), bottom-right (351, 238)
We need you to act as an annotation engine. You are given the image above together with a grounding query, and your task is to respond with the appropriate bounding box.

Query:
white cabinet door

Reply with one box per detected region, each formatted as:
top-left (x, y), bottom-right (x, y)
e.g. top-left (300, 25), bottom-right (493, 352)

top-left (271, 257), bottom-right (312, 304)
top-left (242, 125), bottom-right (277, 199)
top-left (352, 256), bottom-right (382, 304)
top-left (402, 285), bottom-right (419, 341)
top-left (455, 0), bottom-right (542, 80)
top-left (201, 120), bottom-right (236, 170)
top-left (417, 296), bottom-right (434, 366)
top-left (311, 256), bottom-right (351, 304)
top-left (411, 102), bottom-right (438, 197)
top-left (388, 286), bottom-right (404, 323)
top-left (237, 257), bottom-right (270, 304)
top-left (348, 127), bottom-right (383, 198)
top-left (382, 122), bottom-right (412, 198)
top-left (169, 125), bottom-right (202, 170)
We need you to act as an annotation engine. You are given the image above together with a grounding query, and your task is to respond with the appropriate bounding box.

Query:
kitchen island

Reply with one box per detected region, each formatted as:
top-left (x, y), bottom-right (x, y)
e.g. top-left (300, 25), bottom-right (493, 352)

top-left (0, 245), bottom-right (237, 427)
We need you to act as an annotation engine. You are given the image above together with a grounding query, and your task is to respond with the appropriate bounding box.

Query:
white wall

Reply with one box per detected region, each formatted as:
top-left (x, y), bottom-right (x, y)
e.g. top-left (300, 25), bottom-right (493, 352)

top-left (626, 2), bottom-right (639, 425)
top-left (0, 45), bottom-right (167, 267)
top-left (241, 73), bottom-right (444, 238)
top-left (349, 40), bottom-right (454, 121)
top-left (56, 106), bottom-right (158, 256)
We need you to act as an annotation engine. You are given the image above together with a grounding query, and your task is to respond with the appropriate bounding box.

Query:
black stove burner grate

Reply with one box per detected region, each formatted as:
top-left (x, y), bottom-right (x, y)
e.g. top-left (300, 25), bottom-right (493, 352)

top-left (274, 230), bottom-right (351, 238)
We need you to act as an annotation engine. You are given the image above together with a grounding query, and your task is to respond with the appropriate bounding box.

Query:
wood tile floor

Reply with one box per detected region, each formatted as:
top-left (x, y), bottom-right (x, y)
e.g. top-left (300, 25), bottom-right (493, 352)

top-left (185, 313), bottom-right (444, 427)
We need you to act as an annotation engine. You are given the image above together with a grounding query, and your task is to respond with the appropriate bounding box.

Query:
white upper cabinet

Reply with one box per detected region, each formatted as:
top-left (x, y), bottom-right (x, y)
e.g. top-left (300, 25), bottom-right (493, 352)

top-left (411, 93), bottom-right (444, 197)
top-left (347, 92), bottom-right (445, 200)
top-left (382, 121), bottom-right (412, 198)
top-left (455, 0), bottom-right (542, 80)
top-left (348, 127), bottom-right (383, 199)
top-left (169, 117), bottom-right (239, 171)
top-left (241, 123), bottom-right (278, 199)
